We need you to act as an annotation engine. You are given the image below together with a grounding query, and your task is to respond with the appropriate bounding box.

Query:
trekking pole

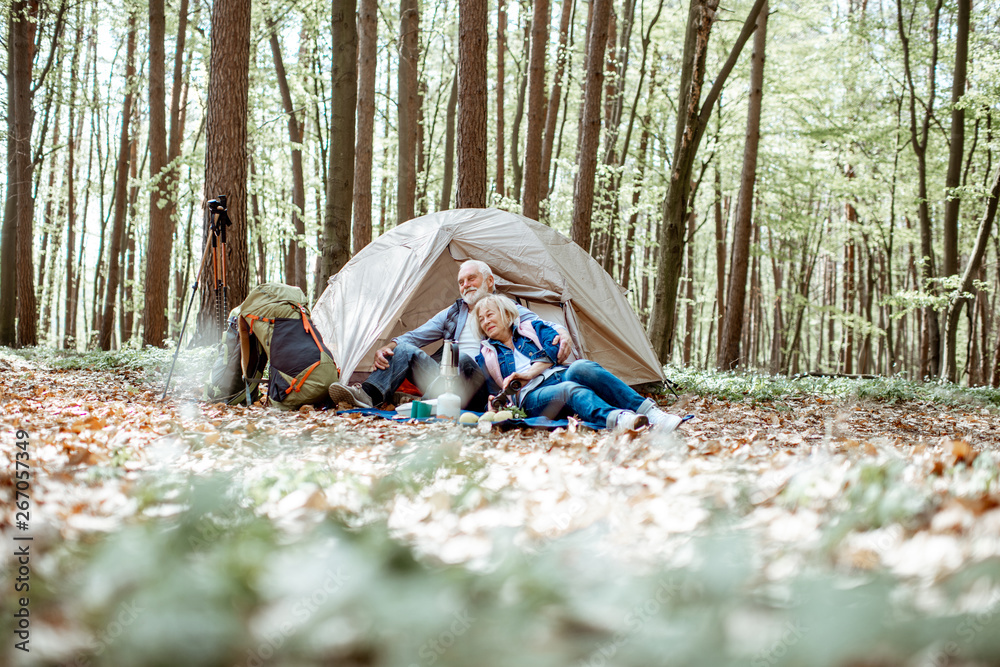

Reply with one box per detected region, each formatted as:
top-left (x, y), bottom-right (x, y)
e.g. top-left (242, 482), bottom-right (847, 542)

top-left (162, 205), bottom-right (217, 400)
top-left (208, 195), bottom-right (231, 339)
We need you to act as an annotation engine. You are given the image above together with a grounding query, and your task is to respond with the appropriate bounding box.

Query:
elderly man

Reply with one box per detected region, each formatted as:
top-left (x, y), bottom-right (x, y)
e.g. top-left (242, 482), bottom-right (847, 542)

top-left (328, 260), bottom-right (571, 411)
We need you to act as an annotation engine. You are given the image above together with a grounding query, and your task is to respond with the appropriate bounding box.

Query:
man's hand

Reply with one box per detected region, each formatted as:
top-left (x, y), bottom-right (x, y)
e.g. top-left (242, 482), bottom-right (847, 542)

top-left (373, 343), bottom-right (397, 370)
top-left (552, 328), bottom-right (573, 364)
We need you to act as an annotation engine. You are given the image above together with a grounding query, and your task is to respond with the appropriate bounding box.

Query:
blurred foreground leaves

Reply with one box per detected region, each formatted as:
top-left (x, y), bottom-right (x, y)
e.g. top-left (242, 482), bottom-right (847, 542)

top-left (2, 349), bottom-right (1000, 666)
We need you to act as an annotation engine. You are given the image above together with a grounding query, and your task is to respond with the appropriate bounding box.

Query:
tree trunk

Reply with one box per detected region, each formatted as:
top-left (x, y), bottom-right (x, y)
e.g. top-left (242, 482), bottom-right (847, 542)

top-left (0, 10), bottom-right (20, 346)
top-left (541, 0), bottom-right (575, 199)
top-left (199, 0), bottom-right (251, 337)
top-left (268, 18), bottom-right (308, 291)
top-left (100, 15), bottom-right (138, 351)
top-left (510, 20), bottom-right (529, 202)
top-left (521, 0), bottom-right (549, 220)
top-left (713, 167), bottom-right (726, 363)
top-left (897, 0), bottom-right (943, 378)
top-left (767, 231), bottom-right (783, 375)
top-left (841, 192), bottom-right (857, 374)
top-left (943, 164), bottom-right (1000, 382)
top-left (571, 0), bottom-right (611, 252)
top-left (143, 0), bottom-right (172, 347)
top-left (456, 0), bottom-right (488, 208)
top-left (440, 72), bottom-right (458, 209)
top-left (718, 1), bottom-right (768, 371)
top-left (5, 0), bottom-right (42, 346)
top-left (321, 0), bottom-right (357, 283)
top-left (64, 20), bottom-right (82, 349)
top-left (353, 0), bottom-right (377, 252)
top-left (496, 0), bottom-right (507, 199)
top-left (621, 115), bottom-right (650, 287)
top-left (647, 0), bottom-right (767, 361)
top-left (397, 0), bottom-right (419, 223)
top-left (942, 0), bottom-right (970, 281)
top-left (163, 0), bottom-right (192, 333)
top-left (683, 204), bottom-right (696, 365)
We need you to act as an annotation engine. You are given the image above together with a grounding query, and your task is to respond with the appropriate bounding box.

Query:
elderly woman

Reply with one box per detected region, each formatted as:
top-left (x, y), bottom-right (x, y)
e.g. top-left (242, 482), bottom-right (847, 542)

top-left (473, 294), bottom-right (681, 431)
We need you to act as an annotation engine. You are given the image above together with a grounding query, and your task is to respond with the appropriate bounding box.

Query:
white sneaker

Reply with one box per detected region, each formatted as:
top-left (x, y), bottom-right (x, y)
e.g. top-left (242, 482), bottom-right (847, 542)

top-left (328, 382), bottom-right (373, 408)
top-left (614, 411), bottom-right (649, 431)
top-left (646, 406), bottom-right (682, 433)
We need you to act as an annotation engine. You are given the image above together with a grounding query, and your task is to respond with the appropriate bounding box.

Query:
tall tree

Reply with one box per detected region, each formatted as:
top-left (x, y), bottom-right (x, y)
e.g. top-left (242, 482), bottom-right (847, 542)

top-left (897, 0), bottom-right (943, 378)
top-left (541, 0), bottom-right (574, 199)
top-left (142, 0), bottom-right (172, 347)
top-left (521, 0), bottom-right (549, 220)
top-left (718, 1), bottom-right (767, 371)
top-left (942, 165), bottom-right (1000, 382)
top-left (200, 0), bottom-right (251, 335)
top-left (647, 0), bottom-right (767, 360)
top-left (3, 0), bottom-right (62, 346)
top-left (268, 16), bottom-right (308, 291)
top-left (456, 0), bottom-right (487, 208)
top-left (571, 0), bottom-right (611, 252)
top-left (440, 72), bottom-right (458, 209)
top-left (397, 0), bottom-right (420, 223)
top-left (496, 0), bottom-right (507, 199)
top-left (353, 0), bottom-right (378, 252)
top-left (64, 15), bottom-right (83, 349)
top-left (942, 0), bottom-right (970, 281)
top-left (99, 14), bottom-right (138, 351)
top-left (321, 0), bottom-right (358, 281)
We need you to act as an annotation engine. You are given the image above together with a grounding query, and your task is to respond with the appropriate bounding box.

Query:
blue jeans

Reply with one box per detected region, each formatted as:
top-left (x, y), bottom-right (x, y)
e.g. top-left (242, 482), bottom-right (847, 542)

top-left (363, 342), bottom-right (489, 410)
top-left (520, 360), bottom-right (654, 428)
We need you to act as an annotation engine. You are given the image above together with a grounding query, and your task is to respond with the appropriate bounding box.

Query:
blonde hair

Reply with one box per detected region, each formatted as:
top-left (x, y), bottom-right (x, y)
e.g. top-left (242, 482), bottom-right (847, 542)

top-left (472, 294), bottom-right (520, 339)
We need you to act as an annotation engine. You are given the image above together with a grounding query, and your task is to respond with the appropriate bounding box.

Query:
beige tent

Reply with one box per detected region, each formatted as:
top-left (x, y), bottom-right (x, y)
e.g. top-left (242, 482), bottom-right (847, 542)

top-left (311, 208), bottom-right (664, 386)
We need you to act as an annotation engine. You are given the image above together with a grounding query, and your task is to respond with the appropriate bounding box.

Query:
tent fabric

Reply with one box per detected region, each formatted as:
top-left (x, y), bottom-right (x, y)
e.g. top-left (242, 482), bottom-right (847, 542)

top-left (311, 208), bottom-right (664, 386)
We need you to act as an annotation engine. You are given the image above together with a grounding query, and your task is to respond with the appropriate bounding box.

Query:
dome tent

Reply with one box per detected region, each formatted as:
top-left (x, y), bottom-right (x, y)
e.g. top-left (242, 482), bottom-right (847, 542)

top-left (311, 208), bottom-right (664, 387)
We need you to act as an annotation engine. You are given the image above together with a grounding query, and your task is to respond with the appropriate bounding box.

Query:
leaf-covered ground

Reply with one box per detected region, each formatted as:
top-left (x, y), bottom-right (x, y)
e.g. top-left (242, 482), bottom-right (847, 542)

top-left (3, 348), bottom-right (1000, 667)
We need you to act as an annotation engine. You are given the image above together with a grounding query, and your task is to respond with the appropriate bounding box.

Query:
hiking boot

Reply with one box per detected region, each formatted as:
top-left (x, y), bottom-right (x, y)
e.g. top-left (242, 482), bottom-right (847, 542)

top-left (328, 382), bottom-right (373, 408)
top-left (614, 411), bottom-right (649, 431)
top-left (645, 406), bottom-right (683, 433)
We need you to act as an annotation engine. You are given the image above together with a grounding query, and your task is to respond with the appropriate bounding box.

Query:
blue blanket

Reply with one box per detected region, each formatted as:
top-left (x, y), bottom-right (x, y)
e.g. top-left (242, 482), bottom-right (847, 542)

top-left (335, 408), bottom-right (608, 431)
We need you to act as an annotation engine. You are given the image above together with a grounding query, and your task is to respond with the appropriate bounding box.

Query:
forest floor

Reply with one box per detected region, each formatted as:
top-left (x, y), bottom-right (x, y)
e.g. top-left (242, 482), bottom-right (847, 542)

top-left (3, 347), bottom-right (1000, 667)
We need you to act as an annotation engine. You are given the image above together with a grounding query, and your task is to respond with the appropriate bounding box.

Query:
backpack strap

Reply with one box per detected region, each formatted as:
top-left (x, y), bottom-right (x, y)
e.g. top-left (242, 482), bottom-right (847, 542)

top-left (287, 360), bottom-right (321, 394)
top-left (297, 304), bottom-right (325, 353)
top-left (244, 313), bottom-right (274, 335)
top-left (238, 316), bottom-right (252, 379)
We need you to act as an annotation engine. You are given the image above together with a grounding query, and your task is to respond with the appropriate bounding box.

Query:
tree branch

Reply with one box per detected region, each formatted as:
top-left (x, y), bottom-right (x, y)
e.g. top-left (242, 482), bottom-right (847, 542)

top-left (693, 0), bottom-right (768, 148)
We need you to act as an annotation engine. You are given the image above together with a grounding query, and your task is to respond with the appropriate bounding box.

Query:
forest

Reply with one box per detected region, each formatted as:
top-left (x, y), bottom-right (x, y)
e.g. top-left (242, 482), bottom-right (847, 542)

top-left (3, 0), bottom-right (1000, 378)
top-left (5, 1), bottom-right (1000, 664)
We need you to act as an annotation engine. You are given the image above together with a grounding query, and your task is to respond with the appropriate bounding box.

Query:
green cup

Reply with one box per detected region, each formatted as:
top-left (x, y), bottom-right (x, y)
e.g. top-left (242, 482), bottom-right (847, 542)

top-left (411, 401), bottom-right (431, 419)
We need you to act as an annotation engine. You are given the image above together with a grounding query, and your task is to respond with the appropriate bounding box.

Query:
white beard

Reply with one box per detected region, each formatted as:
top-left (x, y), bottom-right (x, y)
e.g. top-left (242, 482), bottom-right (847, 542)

top-left (462, 285), bottom-right (489, 307)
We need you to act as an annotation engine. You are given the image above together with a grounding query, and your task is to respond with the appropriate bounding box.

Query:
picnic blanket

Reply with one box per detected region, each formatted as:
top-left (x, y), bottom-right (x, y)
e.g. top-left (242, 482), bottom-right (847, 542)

top-left (336, 408), bottom-right (607, 431)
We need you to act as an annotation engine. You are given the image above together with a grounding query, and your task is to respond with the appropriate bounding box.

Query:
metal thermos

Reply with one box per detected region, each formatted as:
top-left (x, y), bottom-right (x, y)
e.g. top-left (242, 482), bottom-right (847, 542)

top-left (440, 340), bottom-right (459, 377)
top-left (437, 340), bottom-right (461, 420)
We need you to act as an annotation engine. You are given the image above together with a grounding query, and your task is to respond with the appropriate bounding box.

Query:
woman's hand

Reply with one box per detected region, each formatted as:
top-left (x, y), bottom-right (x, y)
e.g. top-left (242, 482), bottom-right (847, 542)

top-left (502, 362), bottom-right (551, 390)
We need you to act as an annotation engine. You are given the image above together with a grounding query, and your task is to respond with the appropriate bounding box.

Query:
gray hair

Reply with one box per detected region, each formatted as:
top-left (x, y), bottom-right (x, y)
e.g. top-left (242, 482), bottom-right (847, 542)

top-left (460, 259), bottom-right (494, 286)
top-left (472, 294), bottom-right (520, 339)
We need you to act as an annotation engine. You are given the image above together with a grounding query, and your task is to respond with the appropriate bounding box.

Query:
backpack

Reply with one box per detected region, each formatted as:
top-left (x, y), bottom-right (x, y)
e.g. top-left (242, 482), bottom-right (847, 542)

top-left (203, 307), bottom-right (267, 406)
top-left (236, 283), bottom-right (339, 410)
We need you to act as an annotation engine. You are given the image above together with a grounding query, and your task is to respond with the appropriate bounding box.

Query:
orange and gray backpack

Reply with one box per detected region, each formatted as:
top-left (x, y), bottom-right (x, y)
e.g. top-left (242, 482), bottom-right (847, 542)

top-left (205, 283), bottom-right (339, 410)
